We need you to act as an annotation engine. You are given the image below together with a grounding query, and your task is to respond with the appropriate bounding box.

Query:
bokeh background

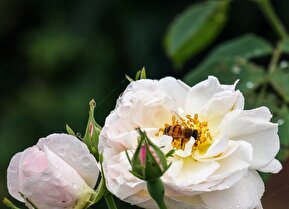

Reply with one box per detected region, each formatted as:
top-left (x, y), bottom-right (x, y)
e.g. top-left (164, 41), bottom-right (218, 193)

top-left (1, 0), bottom-right (289, 208)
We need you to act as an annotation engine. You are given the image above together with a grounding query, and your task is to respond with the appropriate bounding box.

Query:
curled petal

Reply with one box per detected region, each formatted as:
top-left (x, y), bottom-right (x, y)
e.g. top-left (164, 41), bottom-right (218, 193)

top-left (258, 159), bottom-right (282, 174)
top-left (220, 107), bottom-right (279, 169)
top-left (185, 76), bottom-right (237, 114)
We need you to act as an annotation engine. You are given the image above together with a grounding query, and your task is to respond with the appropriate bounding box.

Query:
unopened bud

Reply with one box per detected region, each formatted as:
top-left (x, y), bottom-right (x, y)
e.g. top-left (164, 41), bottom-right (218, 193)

top-left (129, 128), bottom-right (169, 181)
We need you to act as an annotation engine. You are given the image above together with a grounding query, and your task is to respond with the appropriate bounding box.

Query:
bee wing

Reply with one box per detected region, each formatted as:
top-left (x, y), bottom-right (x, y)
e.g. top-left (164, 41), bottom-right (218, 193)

top-left (170, 111), bottom-right (189, 128)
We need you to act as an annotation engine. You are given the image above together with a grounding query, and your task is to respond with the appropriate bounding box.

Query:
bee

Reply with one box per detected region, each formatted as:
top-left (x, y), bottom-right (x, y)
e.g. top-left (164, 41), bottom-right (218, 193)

top-left (163, 125), bottom-right (198, 149)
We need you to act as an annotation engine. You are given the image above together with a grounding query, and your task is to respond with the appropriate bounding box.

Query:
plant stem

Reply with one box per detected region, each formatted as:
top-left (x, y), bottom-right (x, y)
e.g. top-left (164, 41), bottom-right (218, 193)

top-left (268, 41), bottom-right (283, 76)
top-left (104, 193), bottom-right (117, 209)
top-left (258, 41), bottom-right (283, 103)
top-left (255, 0), bottom-right (288, 40)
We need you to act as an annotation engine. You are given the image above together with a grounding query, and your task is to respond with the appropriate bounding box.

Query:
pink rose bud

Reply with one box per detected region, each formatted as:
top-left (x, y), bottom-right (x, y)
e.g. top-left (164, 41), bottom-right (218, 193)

top-left (7, 134), bottom-right (99, 209)
top-left (129, 128), bottom-right (169, 181)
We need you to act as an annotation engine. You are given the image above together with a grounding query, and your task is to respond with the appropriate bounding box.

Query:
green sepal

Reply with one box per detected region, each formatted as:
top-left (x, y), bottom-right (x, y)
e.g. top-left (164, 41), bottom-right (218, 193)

top-left (130, 128), bottom-right (169, 181)
top-left (130, 131), bottom-right (146, 179)
top-left (66, 124), bottom-right (76, 136)
top-left (165, 149), bottom-right (175, 158)
top-left (2, 198), bottom-right (20, 209)
top-left (83, 99), bottom-right (102, 160)
top-left (91, 154), bottom-right (108, 204)
top-left (125, 75), bottom-right (134, 83)
top-left (135, 67), bottom-right (147, 80)
top-left (125, 149), bottom-right (132, 164)
top-left (144, 142), bottom-right (163, 181)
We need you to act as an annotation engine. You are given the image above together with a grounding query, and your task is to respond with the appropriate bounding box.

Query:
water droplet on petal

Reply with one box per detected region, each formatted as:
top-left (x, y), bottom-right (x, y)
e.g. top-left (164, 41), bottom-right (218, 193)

top-left (72, 183), bottom-right (78, 190)
top-left (54, 172), bottom-right (61, 179)
top-left (41, 171), bottom-right (51, 181)
top-left (278, 119), bottom-right (285, 126)
top-left (58, 147), bottom-right (66, 156)
top-left (81, 156), bottom-right (91, 167)
top-left (231, 65), bottom-right (241, 74)
top-left (22, 184), bottom-right (33, 196)
top-left (246, 81), bottom-right (254, 89)
top-left (279, 60), bottom-right (289, 69)
top-left (70, 153), bottom-right (77, 162)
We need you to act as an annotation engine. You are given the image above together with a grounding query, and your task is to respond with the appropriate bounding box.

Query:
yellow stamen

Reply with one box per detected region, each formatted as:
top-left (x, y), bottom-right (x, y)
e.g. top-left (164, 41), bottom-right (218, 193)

top-left (155, 113), bottom-right (213, 154)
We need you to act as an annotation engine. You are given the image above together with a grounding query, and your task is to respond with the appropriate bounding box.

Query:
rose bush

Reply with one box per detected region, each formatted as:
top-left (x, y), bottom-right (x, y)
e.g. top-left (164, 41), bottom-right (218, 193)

top-left (7, 134), bottom-right (99, 209)
top-left (99, 76), bottom-right (281, 209)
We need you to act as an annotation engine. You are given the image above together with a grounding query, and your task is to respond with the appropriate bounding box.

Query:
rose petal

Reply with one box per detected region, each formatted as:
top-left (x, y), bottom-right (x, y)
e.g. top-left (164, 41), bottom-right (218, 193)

top-left (201, 170), bottom-right (264, 209)
top-left (220, 107), bottom-right (279, 169)
top-left (103, 149), bottom-right (145, 200)
top-left (258, 159), bottom-right (282, 173)
top-left (20, 145), bottom-right (95, 209)
top-left (196, 134), bottom-right (228, 159)
top-left (185, 76), bottom-right (236, 114)
top-left (159, 77), bottom-right (190, 110)
top-left (7, 152), bottom-right (24, 202)
top-left (165, 158), bottom-right (220, 186)
top-left (37, 134), bottom-right (99, 188)
top-left (200, 90), bottom-right (244, 133)
top-left (174, 137), bottom-right (195, 158)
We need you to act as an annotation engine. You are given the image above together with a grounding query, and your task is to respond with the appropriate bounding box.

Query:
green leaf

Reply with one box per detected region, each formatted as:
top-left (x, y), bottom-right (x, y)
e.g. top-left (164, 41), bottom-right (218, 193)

top-left (184, 58), bottom-right (265, 93)
top-left (270, 69), bottom-right (289, 103)
top-left (203, 34), bottom-right (272, 59)
top-left (184, 34), bottom-right (272, 90)
top-left (245, 92), bottom-right (280, 114)
top-left (164, 0), bottom-right (229, 68)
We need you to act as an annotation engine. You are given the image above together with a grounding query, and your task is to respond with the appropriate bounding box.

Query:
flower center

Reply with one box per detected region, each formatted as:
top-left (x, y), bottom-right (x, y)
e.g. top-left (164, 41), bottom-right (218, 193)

top-left (155, 114), bottom-right (212, 153)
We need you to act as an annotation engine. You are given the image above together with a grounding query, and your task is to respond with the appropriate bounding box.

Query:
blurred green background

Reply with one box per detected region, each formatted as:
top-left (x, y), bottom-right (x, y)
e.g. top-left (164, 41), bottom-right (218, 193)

top-left (1, 0), bottom-right (289, 208)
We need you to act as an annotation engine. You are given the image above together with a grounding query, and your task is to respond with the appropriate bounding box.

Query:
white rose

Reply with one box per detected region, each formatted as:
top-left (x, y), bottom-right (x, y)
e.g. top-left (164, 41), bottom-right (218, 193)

top-left (7, 134), bottom-right (99, 209)
top-left (99, 76), bottom-right (281, 209)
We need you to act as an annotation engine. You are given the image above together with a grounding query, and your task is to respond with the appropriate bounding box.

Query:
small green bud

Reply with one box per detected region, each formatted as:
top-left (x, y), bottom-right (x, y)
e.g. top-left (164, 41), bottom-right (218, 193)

top-left (83, 99), bottom-right (102, 160)
top-left (129, 128), bottom-right (169, 181)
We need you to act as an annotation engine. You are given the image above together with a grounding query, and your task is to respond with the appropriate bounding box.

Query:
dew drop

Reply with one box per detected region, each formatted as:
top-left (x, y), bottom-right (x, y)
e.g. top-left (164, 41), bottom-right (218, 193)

top-left (72, 183), bottom-right (78, 190)
top-left (254, 49), bottom-right (262, 56)
top-left (236, 205), bottom-right (240, 208)
top-left (70, 153), bottom-right (77, 162)
top-left (246, 81), bottom-right (254, 89)
top-left (54, 172), bottom-right (61, 179)
top-left (279, 60), bottom-right (289, 69)
top-left (278, 119), bottom-right (285, 126)
top-left (231, 65), bottom-right (241, 74)
top-left (41, 171), bottom-right (51, 181)
top-left (81, 156), bottom-right (91, 167)
top-left (58, 147), bottom-right (66, 156)
top-left (76, 133), bottom-right (82, 138)
top-left (22, 184), bottom-right (33, 196)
